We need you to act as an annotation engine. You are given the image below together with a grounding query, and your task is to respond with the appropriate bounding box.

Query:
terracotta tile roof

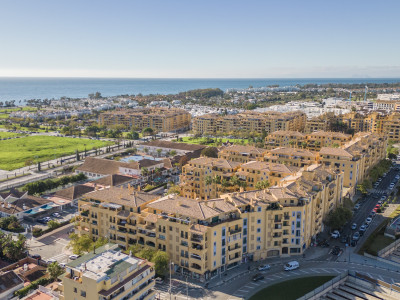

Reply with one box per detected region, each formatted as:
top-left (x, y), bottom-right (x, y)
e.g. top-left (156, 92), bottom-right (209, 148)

top-left (268, 147), bottom-right (317, 157)
top-left (84, 187), bottom-right (158, 207)
top-left (220, 144), bottom-right (266, 154)
top-left (224, 190), bottom-right (278, 206)
top-left (147, 195), bottom-right (237, 220)
top-left (189, 157), bottom-right (241, 169)
top-left (269, 130), bottom-right (305, 137)
top-left (308, 131), bottom-right (351, 138)
top-left (139, 140), bottom-right (205, 151)
top-left (54, 184), bottom-right (95, 201)
top-left (240, 161), bottom-right (298, 174)
top-left (0, 188), bottom-right (27, 200)
top-left (319, 147), bottom-right (353, 157)
top-left (91, 174), bottom-right (136, 187)
top-left (76, 157), bottom-right (123, 175)
top-left (0, 271), bottom-right (23, 294)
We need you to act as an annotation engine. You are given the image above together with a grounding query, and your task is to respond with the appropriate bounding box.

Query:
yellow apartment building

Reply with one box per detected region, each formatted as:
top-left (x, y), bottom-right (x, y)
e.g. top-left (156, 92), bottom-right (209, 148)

top-left (59, 243), bottom-right (155, 300)
top-left (192, 111), bottom-right (306, 135)
top-left (264, 147), bottom-right (319, 168)
top-left (76, 164), bottom-right (342, 281)
top-left (218, 145), bottom-right (268, 163)
top-left (99, 108), bottom-right (191, 132)
top-left (304, 112), bottom-right (336, 133)
top-left (236, 161), bottom-right (298, 187)
top-left (381, 112), bottom-right (400, 141)
top-left (265, 131), bottom-right (305, 150)
top-left (305, 131), bottom-right (352, 151)
top-left (180, 157), bottom-right (242, 200)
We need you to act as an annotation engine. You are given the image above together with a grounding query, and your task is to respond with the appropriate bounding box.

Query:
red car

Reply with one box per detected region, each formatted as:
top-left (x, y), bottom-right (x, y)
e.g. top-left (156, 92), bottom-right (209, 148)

top-left (373, 207), bottom-right (379, 212)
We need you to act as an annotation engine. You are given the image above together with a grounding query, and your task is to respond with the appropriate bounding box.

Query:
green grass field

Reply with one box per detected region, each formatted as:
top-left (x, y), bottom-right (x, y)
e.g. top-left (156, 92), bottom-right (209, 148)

top-left (0, 136), bottom-right (113, 170)
top-left (0, 132), bottom-right (25, 139)
top-left (249, 276), bottom-right (334, 300)
top-left (178, 136), bottom-right (250, 146)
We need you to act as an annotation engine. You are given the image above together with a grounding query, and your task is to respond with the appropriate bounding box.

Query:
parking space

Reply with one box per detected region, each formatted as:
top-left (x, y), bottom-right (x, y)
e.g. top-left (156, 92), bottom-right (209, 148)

top-left (23, 206), bottom-right (78, 230)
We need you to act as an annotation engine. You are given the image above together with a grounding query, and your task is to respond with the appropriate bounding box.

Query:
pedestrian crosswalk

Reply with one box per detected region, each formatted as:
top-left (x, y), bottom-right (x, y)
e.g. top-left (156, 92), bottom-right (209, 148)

top-left (46, 253), bottom-right (69, 263)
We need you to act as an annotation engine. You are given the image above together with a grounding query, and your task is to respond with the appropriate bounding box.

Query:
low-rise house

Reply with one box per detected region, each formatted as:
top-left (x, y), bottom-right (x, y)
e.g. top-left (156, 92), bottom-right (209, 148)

top-left (137, 140), bottom-right (205, 157)
top-left (0, 271), bottom-right (24, 300)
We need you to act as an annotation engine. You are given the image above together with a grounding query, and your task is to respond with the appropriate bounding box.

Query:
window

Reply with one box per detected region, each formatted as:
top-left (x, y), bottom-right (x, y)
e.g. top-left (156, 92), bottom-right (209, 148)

top-left (213, 261), bottom-right (216, 267)
top-left (256, 245), bottom-right (261, 250)
top-left (73, 288), bottom-right (77, 293)
top-left (257, 219), bottom-right (261, 224)
top-left (257, 237), bottom-right (261, 242)
top-left (214, 231), bottom-right (217, 236)
top-left (257, 207), bottom-right (262, 212)
top-left (257, 228), bottom-right (261, 233)
top-left (222, 228), bottom-right (226, 236)
top-left (80, 291), bottom-right (86, 297)
top-left (243, 218), bottom-right (247, 226)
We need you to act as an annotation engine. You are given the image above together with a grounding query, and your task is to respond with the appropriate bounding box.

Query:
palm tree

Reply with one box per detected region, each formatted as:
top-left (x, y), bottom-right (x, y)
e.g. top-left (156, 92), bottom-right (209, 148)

top-left (205, 176), bottom-right (213, 199)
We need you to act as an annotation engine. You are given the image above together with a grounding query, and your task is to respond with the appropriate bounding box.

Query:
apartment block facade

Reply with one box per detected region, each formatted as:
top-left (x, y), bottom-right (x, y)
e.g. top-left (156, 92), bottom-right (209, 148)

top-left (192, 111), bottom-right (306, 135)
top-left (99, 108), bottom-right (191, 132)
top-left (77, 164), bottom-right (342, 281)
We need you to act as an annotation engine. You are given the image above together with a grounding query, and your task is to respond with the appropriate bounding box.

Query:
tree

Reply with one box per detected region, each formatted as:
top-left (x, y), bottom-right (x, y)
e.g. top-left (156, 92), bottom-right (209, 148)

top-left (169, 150), bottom-right (177, 156)
top-left (156, 149), bottom-right (162, 157)
top-left (47, 262), bottom-right (64, 280)
top-left (126, 131), bottom-right (139, 140)
top-left (152, 251), bottom-right (169, 276)
top-left (324, 206), bottom-right (352, 230)
top-left (68, 233), bottom-right (93, 255)
top-left (201, 147), bottom-right (218, 158)
top-left (255, 180), bottom-right (270, 189)
top-left (47, 220), bottom-right (60, 230)
top-left (142, 127), bottom-right (154, 136)
top-left (167, 183), bottom-right (181, 195)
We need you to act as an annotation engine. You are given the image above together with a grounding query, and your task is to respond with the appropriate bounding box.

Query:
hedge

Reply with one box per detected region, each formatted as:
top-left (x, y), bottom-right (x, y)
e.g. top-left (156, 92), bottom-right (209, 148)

top-left (14, 277), bottom-right (51, 297)
top-left (32, 219), bottom-right (72, 238)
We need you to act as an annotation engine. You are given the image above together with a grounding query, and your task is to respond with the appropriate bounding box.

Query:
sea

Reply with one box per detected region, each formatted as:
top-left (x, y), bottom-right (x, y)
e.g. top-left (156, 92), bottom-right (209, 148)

top-left (1, 77), bottom-right (400, 103)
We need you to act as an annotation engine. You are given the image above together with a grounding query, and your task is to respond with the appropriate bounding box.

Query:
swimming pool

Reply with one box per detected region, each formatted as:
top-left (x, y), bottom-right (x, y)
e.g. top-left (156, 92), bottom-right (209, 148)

top-left (120, 155), bottom-right (162, 162)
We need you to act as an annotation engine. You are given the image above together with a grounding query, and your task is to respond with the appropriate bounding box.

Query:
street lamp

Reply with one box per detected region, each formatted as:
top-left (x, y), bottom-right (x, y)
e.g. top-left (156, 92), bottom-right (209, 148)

top-left (169, 261), bottom-right (174, 300)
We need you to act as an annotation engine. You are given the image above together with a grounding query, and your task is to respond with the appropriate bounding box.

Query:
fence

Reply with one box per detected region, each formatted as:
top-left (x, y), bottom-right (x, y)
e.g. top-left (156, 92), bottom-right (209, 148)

top-left (0, 173), bottom-right (51, 190)
top-left (296, 271), bottom-right (349, 300)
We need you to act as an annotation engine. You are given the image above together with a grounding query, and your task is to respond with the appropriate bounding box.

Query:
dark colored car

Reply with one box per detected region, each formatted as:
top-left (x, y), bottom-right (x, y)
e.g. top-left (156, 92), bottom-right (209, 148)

top-left (31, 254), bottom-right (41, 260)
top-left (340, 235), bottom-right (348, 243)
top-left (350, 240), bottom-right (357, 247)
top-left (252, 273), bottom-right (265, 282)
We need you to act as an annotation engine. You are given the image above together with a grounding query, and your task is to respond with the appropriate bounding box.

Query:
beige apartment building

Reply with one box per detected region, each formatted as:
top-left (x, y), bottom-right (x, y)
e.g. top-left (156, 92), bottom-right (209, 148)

top-left (192, 111), bottom-right (306, 135)
top-left (77, 164), bottom-right (342, 281)
top-left (218, 145), bottom-right (268, 163)
top-left (59, 243), bottom-right (155, 300)
top-left (99, 108), bottom-right (191, 132)
top-left (265, 130), bottom-right (352, 151)
top-left (264, 147), bottom-right (319, 167)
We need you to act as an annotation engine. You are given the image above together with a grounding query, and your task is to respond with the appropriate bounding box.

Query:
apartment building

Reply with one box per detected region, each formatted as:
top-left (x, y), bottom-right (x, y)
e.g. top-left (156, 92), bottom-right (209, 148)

top-left (76, 164), bottom-right (342, 281)
top-left (236, 161), bottom-right (298, 187)
top-left (99, 108), bottom-right (191, 132)
top-left (59, 243), bottom-right (155, 300)
top-left (265, 131), bottom-right (351, 151)
top-left (264, 147), bottom-right (319, 168)
top-left (265, 131), bottom-right (305, 150)
top-left (304, 112), bottom-right (336, 133)
top-left (180, 157), bottom-right (242, 200)
top-left (192, 111), bottom-right (306, 135)
top-left (380, 112), bottom-right (400, 141)
top-left (218, 145), bottom-right (268, 163)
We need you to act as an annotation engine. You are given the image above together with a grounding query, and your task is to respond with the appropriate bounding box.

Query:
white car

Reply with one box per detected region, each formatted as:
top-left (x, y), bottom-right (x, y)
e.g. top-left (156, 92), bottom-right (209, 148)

top-left (69, 254), bottom-right (80, 260)
top-left (354, 204), bottom-right (361, 210)
top-left (351, 223), bottom-right (357, 230)
top-left (365, 217), bottom-right (372, 225)
top-left (258, 264), bottom-right (271, 271)
top-left (47, 259), bottom-right (56, 264)
top-left (284, 261), bottom-right (299, 271)
top-left (331, 230), bottom-right (340, 239)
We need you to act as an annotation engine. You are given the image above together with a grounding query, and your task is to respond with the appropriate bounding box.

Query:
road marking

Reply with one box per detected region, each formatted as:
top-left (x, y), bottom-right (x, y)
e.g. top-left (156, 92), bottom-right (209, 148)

top-left (290, 271), bottom-right (301, 275)
top-left (297, 270), bottom-right (309, 274)
top-left (367, 273), bottom-right (373, 278)
top-left (310, 268), bottom-right (321, 273)
top-left (378, 275), bottom-right (384, 281)
top-left (247, 282), bottom-right (259, 287)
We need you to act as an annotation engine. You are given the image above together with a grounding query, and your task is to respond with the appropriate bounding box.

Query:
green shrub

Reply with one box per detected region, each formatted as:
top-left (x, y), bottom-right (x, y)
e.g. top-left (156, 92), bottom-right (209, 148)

top-left (14, 277), bottom-right (51, 297)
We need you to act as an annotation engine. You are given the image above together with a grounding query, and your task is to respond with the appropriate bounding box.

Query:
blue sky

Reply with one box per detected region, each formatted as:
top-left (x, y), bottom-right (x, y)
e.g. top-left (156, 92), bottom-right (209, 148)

top-left (1, 0), bottom-right (399, 78)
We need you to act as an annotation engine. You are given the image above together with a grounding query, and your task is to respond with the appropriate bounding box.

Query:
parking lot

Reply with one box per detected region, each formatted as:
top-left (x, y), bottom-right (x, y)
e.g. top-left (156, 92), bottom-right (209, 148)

top-left (23, 206), bottom-right (78, 230)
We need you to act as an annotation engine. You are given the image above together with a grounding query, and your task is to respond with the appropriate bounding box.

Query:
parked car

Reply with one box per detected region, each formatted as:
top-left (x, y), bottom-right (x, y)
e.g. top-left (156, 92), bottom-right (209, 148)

top-left (351, 223), bottom-right (357, 230)
top-left (352, 232), bottom-right (360, 241)
top-left (252, 273), bottom-right (265, 282)
top-left (258, 264), bottom-right (271, 271)
top-left (350, 240), bottom-right (357, 247)
top-left (340, 235), bottom-right (348, 243)
top-left (354, 204), bottom-right (361, 210)
top-left (52, 212), bottom-right (61, 218)
top-left (359, 225), bottom-right (367, 232)
top-left (377, 200), bottom-right (383, 205)
top-left (284, 261), bottom-right (299, 271)
top-left (380, 196), bottom-right (387, 201)
top-left (331, 230), bottom-right (340, 239)
top-left (31, 254), bottom-right (41, 260)
top-left (47, 259), bottom-right (56, 264)
top-left (69, 254), bottom-right (80, 260)
top-left (366, 217), bottom-right (372, 225)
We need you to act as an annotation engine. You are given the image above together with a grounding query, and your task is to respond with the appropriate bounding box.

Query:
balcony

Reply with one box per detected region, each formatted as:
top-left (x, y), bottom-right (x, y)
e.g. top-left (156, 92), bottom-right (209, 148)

top-left (191, 263), bottom-right (202, 271)
top-left (229, 227), bottom-right (242, 235)
top-left (190, 253), bottom-right (202, 261)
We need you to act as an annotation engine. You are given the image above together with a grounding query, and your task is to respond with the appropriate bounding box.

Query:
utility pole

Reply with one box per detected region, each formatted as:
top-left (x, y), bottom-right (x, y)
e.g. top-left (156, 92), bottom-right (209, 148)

top-left (186, 275), bottom-right (189, 300)
top-left (169, 261), bottom-right (173, 300)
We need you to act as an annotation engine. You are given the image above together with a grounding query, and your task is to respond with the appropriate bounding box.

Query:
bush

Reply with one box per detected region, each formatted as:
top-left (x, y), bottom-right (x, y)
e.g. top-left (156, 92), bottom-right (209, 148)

top-left (14, 277), bottom-right (51, 297)
top-left (23, 173), bottom-right (87, 195)
top-left (32, 227), bottom-right (43, 237)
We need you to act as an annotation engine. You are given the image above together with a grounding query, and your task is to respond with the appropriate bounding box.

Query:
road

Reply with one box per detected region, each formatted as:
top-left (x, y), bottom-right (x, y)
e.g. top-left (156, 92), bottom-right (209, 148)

top-left (155, 260), bottom-right (400, 300)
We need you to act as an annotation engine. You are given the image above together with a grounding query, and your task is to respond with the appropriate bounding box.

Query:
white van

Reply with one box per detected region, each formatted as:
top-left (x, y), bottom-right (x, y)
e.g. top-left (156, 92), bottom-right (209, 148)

top-left (284, 261), bottom-right (299, 271)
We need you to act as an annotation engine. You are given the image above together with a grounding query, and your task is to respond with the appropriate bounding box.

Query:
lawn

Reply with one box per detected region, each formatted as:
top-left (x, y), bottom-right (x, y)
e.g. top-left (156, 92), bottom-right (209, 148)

top-left (389, 205), bottom-right (400, 218)
top-left (0, 136), bottom-right (113, 170)
top-left (249, 276), bottom-right (334, 300)
top-left (0, 132), bottom-right (25, 139)
top-left (358, 220), bottom-right (393, 256)
top-left (178, 136), bottom-right (250, 147)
